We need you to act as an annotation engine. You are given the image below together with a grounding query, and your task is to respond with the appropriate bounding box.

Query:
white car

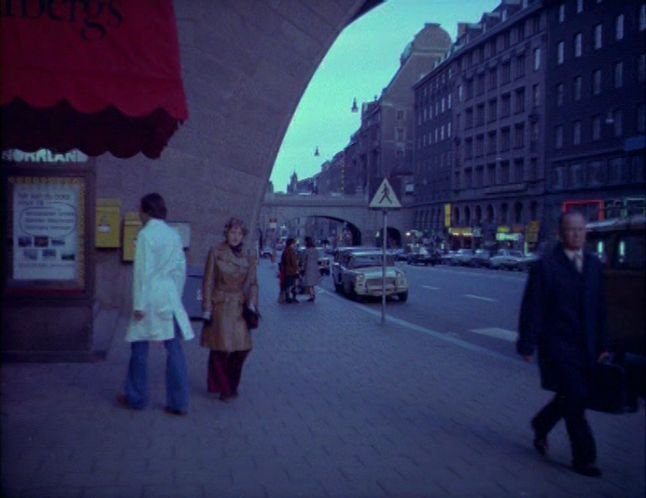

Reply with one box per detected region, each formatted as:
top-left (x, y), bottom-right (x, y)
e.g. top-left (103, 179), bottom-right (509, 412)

top-left (334, 250), bottom-right (408, 302)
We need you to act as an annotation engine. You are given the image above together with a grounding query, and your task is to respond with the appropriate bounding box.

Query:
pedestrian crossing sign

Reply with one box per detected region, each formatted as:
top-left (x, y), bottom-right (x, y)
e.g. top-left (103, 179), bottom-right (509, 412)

top-left (369, 178), bottom-right (402, 209)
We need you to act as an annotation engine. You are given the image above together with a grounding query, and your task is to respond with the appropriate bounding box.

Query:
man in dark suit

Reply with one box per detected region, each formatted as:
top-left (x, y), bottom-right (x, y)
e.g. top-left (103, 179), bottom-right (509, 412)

top-left (517, 211), bottom-right (609, 477)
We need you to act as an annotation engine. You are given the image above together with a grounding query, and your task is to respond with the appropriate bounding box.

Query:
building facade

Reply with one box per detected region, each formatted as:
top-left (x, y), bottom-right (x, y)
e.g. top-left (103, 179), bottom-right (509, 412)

top-left (543, 0), bottom-right (646, 238)
top-left (413, 0), bottom-right (548, 251)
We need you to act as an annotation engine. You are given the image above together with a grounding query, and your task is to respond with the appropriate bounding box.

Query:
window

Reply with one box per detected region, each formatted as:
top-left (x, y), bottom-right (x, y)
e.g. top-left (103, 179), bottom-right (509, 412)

top-left (448, 93), bottom-right (452, 109)
top-left (489, 99), bottom-right (498, 122)
top-left (514, 159), bottom-right (524, 183)
top-left (616, 15), bottom-right (624, 40)
top-left (397, 110), bottom-right (405, 120)
top-left (573, 76), bottom-right (582, 101)
top-left (552, 166), bottom-right (564, 189)
top-left (641, 5), bottom-right (646, 31)
top-left (592, 69), bottom-right (602, 95)
top-left (588, 161), bottom-right (604, 186)
top-left (487, 164), bottom-right (496, 186)
top-left (501, 61), bottom-right (511, 84)
top-left (515, 87), bottom-right (525, 113)
top-left (514, 123), bottom-right (525, 148)
top-left (556, 83), bottom-right (565, 106)
top-left (533, 47), bottom-right (541, 71)
top-left (614, 62), bottom-right (623, 88)
top-left (613, 110), bottom-right (623, 136)
top-left (477, 104), bottom-right (485, 126)
top-left (487, 131), bottom-right (497, 154)
top-left (592, 115), bottom-right (602, 140)
top-left (532, 84), bottom-right (540, 106)
top-left (441, 97), bottom-right (445, 113)
top-left (555, 125), bottom-right (563, 149)
top-left (458, 84), bottom-right (464, 101)
top-left (476, 135), bottom-right (484, 157)
top-left (638, 54), bottom-right (646, 83)
top-left (396, 128), bottom-right (404, 141)
top-left (558, 4), bottom-right (565, 23)
top-left (515, 55), bottom-right (525, 78)
top-left (573, 120), bottom-right (582, 145)
top-left (638, 105), bottom-right (646, 133)
top-left (489, 68), bottom-right (497, 89)
top-left (465, 108), bottom-right (473, 128)
top-left (571, 163), bottom-right (584, 187)
top-left (557, 41), bottom-right (565, 64)
top-left (500, 162), bottom-right (510, 185)
top-left (594, 24), bottom-right (603, 50)
top-left (501, 93), bottom-right (511, 117)
top-left (501, 127), bottom-right (511, 151)
top-left (574, 33), bottom-right (583, 57)
top-left (477, 74), bottom-right (485, 95)
top-left (447, 121), bottom-right (452, 137)
top-left (576, 0), bottom-right (583, 13)
top-left (465, 138), bottom-right (473, 158)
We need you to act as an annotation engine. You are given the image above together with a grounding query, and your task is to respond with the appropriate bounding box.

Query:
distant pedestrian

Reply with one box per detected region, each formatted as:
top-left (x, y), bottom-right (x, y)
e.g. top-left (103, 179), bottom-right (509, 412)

top-left (301, 236), bottom-right (320, 302)
top-left (201, 218), bottom-right (259, 401)
top-left (281, 238), bottom-right (300, 303)
top-left (517, 211), bottom-right (610, 477)
top-left (117, 193), bottom-right (194, 416)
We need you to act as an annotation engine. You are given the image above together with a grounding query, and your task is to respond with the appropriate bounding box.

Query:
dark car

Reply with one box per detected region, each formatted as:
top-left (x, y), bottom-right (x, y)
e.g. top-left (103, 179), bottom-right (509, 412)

top-left (469, 248), bottom-right (492, 268)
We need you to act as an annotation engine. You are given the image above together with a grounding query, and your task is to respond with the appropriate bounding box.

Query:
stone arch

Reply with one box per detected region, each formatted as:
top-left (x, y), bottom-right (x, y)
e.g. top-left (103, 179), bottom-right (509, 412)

top-left (92, 0), bottom-right (381, 308)
top-left (486, 204), bottom-right (495, 223)
top-left (475, 205), bottom-right (482, 224)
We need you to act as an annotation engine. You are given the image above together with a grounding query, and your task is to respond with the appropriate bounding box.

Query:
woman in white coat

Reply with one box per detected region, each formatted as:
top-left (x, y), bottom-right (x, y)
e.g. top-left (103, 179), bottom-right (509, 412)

top-left (117, 193), bottom-right (194, 415)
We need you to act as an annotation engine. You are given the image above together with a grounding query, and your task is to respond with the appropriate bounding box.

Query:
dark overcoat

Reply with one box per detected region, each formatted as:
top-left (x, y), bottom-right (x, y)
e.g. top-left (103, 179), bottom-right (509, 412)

top-left (517, 243), bottom-right (608, 391)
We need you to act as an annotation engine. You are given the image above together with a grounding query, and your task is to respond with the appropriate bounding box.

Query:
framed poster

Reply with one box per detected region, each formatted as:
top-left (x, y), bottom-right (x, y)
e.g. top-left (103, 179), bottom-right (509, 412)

top-left (5, 175), bottom-right (88, 293)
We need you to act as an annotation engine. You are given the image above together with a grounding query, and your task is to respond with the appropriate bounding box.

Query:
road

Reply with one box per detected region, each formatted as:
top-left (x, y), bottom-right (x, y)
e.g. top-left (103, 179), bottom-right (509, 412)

top-left (318, 261), bottom-right (528, 359)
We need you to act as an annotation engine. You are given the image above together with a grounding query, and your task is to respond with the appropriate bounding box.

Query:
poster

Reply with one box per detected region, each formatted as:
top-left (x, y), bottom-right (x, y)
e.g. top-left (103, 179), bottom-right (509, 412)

top-left (11, 177), bottom-right (84, 282)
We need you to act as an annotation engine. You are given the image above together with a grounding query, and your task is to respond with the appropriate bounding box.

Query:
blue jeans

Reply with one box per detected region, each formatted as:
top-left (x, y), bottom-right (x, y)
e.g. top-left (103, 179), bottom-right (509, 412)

top-left (124, 322), bottom-right (189, 412)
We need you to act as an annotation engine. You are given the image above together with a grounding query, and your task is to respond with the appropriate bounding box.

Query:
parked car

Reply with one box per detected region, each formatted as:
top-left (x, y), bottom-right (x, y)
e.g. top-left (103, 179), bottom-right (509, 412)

top-left (260, 246), bottom-right (273, 259)
top-left (440, 250), bottom-right (457, 265)
top-left (453, 248), bottom-right (475, 266)
top-left (333, 250), bottom-right (408, 301)
top-left (469, 248), bottom-right (492, 268)
top-left (407, 246), bottom-right (441, 266)
top-left (489, 249), bottom-right (526, 270)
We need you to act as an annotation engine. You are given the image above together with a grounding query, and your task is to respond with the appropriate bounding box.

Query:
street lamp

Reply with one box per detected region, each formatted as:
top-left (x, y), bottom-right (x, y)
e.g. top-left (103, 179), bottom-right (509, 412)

top-left (351, 97), bottom-right (358, 113)
top-left (314, 146), bottom-right (320, 157)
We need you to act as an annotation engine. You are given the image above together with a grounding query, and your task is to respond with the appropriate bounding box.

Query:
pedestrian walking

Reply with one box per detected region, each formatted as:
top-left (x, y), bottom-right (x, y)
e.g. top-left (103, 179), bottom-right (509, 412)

top-left (517, 211), bottom-right (610, 477)
top-left (281, 238), bottom-right (300, 303)
top-left (201, 218), bottom-right (259, 401)
top-left (301, 236), bottom-right (320, 302)
top-left (117, 193), bottom-right (194, 416)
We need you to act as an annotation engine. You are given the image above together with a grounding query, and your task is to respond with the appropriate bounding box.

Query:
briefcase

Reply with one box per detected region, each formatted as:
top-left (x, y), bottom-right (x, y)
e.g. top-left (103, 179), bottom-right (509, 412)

top-left (587, 361), bottom-right (639, 414)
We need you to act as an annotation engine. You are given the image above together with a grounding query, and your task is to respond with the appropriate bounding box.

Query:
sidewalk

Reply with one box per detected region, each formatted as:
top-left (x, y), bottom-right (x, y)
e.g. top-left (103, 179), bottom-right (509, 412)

top-left (1, 260), bottom-right (644, 498)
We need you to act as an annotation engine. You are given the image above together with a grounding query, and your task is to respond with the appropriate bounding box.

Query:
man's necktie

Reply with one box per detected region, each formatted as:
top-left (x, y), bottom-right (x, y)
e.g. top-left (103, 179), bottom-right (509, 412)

top-left (573, 253), bottom-right (583, 273)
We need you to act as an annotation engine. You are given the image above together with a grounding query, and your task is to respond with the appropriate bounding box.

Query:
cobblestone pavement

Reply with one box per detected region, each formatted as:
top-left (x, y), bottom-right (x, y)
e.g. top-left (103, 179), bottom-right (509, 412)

top-left (1, 260), bottom-right (644, 498)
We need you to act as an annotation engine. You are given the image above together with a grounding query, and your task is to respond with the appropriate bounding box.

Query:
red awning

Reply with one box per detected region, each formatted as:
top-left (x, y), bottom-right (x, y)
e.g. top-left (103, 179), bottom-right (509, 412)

top-left (1, 0), bottom-right (188, 159)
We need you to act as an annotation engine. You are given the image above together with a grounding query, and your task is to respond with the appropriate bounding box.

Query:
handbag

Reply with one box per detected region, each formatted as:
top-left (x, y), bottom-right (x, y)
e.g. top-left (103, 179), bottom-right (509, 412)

top-left (242, 306), bottom-right (260, 330)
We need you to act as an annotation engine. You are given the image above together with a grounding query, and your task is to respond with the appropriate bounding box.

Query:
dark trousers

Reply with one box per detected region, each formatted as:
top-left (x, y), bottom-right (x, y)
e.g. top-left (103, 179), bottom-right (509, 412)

top-left (532, 366), bottom-right (596, 465)
top-left (284, 275), bottom-right (298, 301)
top-left (207, 350), bottom-right (250, 397)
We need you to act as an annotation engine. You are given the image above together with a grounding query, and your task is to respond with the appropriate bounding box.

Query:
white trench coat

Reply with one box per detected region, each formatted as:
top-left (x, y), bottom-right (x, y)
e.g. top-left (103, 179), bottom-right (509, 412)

top-left (125, 218), bottom-right (194, 342)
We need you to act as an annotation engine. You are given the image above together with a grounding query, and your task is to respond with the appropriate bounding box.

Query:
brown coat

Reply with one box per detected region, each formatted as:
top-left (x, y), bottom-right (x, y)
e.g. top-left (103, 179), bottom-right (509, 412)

top-left (282, 246), bottom-right (300, 276)
top-left (201, 243), bottom-right (258, 351)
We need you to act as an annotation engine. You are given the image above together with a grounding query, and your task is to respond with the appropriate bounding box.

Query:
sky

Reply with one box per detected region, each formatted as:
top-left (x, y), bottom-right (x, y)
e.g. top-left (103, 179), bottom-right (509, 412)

top-left (270, 0), bottom-right (500, 192)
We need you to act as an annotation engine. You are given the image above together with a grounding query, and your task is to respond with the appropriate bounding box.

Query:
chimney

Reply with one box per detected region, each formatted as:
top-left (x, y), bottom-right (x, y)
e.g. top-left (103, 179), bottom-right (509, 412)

top-left (457, 22), bottom-right (468, 37)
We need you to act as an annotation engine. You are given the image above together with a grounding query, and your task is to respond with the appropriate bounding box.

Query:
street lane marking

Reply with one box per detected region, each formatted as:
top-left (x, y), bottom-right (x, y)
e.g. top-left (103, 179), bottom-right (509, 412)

top-left (422, 285), bottom-right (440, 290)
top-left (469, 328), bottom-right (517, 342)
top-left (464, 294), bottom-right (497, 302)
top-left (353, 305), bottom-right (516, 365)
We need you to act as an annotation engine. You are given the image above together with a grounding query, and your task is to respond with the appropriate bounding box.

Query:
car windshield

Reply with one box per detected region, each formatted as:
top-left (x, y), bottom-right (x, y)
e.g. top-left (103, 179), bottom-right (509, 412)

top-left (349, 254), bottom-right (393, 268)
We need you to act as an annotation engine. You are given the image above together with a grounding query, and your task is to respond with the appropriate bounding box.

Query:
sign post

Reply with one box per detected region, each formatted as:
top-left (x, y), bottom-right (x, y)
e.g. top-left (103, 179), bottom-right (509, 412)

top-left (368, 178), bottom-right (402, 325)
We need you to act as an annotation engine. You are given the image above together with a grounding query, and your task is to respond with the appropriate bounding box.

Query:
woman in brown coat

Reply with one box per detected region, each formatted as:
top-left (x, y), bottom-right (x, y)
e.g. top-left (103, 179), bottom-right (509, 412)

top-left (201, 218), bottom-right (258, 401)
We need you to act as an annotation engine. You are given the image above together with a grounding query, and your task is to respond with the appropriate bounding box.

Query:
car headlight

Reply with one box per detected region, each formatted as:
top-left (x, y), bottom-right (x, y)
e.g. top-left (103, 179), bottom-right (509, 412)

top-left (355, 273), bottom-right (366, 284)
top-left (395, 271), bottom-right (407, 285)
